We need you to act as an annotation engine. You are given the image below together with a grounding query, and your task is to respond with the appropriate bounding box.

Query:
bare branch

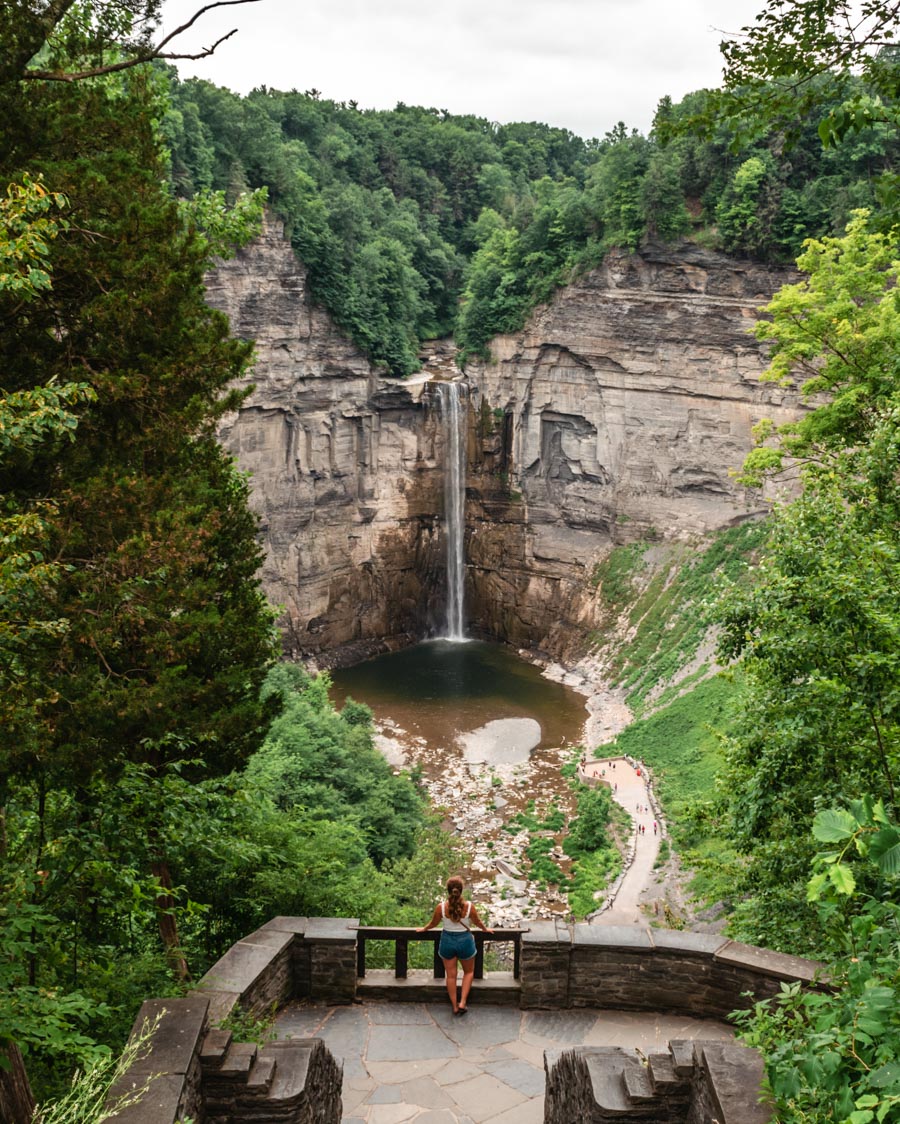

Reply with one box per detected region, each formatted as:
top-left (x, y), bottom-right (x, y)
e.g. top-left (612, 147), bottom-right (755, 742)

top-left (19, 0), bottom-right (264, 82)
top-left (153, 0), bottom-right (264, 53)
top-left (23, 28), bottom-right (240, 82)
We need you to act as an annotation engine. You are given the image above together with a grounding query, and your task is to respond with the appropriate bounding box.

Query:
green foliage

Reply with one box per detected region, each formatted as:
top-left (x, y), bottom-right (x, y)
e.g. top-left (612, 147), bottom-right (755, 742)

top-left (716, 154), bottom-right (784, 259)
top-left (591, 542), bottom-right (646, 607)
top-left (565, 781), bottom-right (623, 917)
top-left (742, 211), bottom-right (900, 483)
top-left (33, 1015), bottom-right (160, 1124)
top-left (218, 1004), bottom-right (276, 1047)
top-left (601, 522), bottom-right (769, 712)
top-left (715, 211), bottom-right (900, 955)
top-left (567, 785), bottom-right (615, 855)
top-left (161, 62), bottom-right (900, 370)
top-left (0, 877), bottom-right (111, 1070)
top-left (505, 800), bottom-right (565, 834)
top-left (603, 672), bottom-right (743, 915)
top-left (178, 187), bottom-right (267, 259)
top-left (679, 0), bottom-right (900, 234)
top-left (248, 665), bottom-right (424, 868)
top-left (734, 799), bottom-right (900, 1124)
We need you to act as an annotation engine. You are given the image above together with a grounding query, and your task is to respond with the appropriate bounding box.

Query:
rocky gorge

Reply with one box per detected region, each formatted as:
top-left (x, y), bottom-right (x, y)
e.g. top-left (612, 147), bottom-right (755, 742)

top-left (205, 217), bottom-right (807, 926)
top-left (209, 216), bottom-right (803, 671)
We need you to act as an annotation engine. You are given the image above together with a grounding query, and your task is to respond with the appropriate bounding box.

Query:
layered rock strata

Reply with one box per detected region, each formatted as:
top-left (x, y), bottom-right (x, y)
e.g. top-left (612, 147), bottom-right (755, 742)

top-left (464, 242), bottom-right (802, 657)
top-left (209, 222), bottom-right (802, 664)
top-left (207, 217), bottom-right (447, 664)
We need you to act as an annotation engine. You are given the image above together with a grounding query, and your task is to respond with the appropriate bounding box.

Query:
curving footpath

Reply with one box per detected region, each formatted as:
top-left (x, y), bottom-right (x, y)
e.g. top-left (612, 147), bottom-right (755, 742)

top-left (580, 755), bottom-right (662, 924)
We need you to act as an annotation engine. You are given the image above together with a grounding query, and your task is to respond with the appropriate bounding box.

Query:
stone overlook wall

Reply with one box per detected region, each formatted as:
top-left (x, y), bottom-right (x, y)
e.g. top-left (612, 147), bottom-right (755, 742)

top-left (111, 917), bottom-right (355, 1124)
top-left (206, 216), bottom-right (447, 665)
top-left (113, 918), bottom-right (820, 1123)
top-left (208, 222), bottom-right (802, 660)
top-left (544, 1040), bottom-right (772, 1124)
top-left (465, 242), bottom-right (802, 655)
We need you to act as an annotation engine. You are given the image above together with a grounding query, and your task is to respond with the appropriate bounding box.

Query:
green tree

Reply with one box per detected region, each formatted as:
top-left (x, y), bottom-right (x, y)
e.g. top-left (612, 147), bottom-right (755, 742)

top-left (716, 213), bottom-right (900, 950)
top-left (715, 154), bottom-right (782, 258)
top-left (673, 0), bottom-right (900, 225)
top-left (246, 665), bottom-right (424, 868)
top-left (586, 126), bottom-right (651, 251)
top-left (735, 798), bottom-right (900, 1124)
top-left (0, 47), bottom-right (278, 1121)
top-left (639, 147), bottom-right (691, 241)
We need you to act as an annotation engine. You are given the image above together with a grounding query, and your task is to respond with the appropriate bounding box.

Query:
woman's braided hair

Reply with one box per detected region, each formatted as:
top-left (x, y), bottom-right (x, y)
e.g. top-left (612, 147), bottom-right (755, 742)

top-left (446, 875), bottom-right (466, 922)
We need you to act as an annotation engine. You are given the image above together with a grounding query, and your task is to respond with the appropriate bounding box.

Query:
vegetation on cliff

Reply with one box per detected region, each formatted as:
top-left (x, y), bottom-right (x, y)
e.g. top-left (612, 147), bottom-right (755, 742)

top-left (161, 48), bottom-right (900, 372)
top-left (3, 0), bottom-right (900, 1118)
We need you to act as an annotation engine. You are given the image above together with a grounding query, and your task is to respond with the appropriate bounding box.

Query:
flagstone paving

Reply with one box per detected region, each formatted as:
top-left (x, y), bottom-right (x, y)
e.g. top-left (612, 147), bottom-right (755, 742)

top-left (275, 1000), bottom-right (735, 1123)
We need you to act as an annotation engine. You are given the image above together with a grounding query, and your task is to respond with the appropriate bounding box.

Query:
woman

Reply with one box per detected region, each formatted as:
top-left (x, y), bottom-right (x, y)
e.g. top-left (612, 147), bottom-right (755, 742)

top-left (418, 875), bottom-right (493, 1015)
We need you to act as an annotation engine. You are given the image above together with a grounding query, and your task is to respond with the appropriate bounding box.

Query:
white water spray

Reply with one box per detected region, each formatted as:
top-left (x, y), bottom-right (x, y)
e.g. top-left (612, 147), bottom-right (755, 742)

top-left (440, 381), bottom-right (467, 640)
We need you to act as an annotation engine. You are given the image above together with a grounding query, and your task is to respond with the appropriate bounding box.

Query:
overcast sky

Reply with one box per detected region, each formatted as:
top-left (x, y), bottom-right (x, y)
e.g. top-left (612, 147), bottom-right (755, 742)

top-left (159, 0), bottom-right (765, 140)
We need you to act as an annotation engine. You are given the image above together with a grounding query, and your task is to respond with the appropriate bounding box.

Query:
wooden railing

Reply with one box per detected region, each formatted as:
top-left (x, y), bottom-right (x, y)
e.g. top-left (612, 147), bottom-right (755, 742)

top-left (355, 927), bottom-right (524, 981)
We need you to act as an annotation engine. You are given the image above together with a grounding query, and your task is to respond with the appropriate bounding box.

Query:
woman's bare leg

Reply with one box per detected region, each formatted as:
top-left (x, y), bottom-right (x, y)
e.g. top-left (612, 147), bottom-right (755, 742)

top-left (442, 957), bottom-right (458, 1011)
top-left (459, 956), bottom-right (475, 1010)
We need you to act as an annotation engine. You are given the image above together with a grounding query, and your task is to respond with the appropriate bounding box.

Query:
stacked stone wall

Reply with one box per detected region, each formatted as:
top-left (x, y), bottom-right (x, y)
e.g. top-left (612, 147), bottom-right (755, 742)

top-left (109, 917), bottom-right (356, 1124)
top-left (544, 1040), bottom-right (772, 1124)
top-left (111, 917), bottom-right (820, 1123)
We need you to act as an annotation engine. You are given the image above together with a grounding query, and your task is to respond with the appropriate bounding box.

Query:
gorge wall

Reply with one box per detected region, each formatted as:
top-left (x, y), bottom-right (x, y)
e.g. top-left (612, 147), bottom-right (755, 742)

top-left (208, 221), bottom-right (803, 666)
top-left (207, 216), bottom-right (448, 665)
top-left (464, 242), bottom-right (803, 659)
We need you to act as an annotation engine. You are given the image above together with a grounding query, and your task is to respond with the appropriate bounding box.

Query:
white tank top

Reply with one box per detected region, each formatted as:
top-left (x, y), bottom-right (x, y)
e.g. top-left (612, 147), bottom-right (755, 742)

top-left (441, 900), bottom-right (472, 931)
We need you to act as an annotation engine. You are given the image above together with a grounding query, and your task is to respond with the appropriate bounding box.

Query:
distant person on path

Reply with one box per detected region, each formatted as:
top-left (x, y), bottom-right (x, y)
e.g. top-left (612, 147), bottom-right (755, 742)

top-left (418, 875), bottom-right (493, 1015)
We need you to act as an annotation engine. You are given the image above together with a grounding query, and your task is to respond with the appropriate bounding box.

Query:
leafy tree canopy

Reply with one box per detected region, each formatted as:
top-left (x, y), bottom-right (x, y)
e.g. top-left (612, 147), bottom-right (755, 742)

top-left (714, 212), bottom-right (900, 952)
top-left (162, 55), bottom-right (900, 368)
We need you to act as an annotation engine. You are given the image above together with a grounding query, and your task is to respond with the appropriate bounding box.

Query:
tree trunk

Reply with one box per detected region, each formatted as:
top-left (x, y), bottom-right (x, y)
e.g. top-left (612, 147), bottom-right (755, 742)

top-left (150, 857), bottom-right (190, 981)
top-left (0, 1041), bottom-right (36, 1124)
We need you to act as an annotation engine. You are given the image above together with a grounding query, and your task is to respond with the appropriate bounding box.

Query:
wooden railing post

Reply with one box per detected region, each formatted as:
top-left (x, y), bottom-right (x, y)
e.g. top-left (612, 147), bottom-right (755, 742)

top-left (474, 934), bottom-right (485, 980)
top-left (353, 927), bottom-right (523, 981)
top-left (395, 938), bottom-right (408, 979)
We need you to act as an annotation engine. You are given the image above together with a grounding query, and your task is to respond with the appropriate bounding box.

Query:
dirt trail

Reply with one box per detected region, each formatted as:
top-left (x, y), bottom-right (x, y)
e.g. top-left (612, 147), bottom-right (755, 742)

top-left (581, 755), bottom-right (662, 924)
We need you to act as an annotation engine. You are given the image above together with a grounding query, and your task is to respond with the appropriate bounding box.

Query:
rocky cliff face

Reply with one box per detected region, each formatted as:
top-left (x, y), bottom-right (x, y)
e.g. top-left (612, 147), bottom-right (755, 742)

top-left (206, 216), bottom-right (447, 665)
top-left (463, 242), bottom-right (802, 658)
top-left (209, 223), bottom-right (802, 665)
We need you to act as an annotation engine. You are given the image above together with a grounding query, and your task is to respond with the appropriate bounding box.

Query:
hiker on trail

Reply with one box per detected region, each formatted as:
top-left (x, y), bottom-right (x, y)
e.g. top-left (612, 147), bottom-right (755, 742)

top-left (418, 875), bottom-right (493, 1016)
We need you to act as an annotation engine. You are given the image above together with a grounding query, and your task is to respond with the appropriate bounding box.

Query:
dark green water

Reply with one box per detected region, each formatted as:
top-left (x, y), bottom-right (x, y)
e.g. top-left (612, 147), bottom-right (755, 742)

top-left (330, 639), bottom-right (588, 755)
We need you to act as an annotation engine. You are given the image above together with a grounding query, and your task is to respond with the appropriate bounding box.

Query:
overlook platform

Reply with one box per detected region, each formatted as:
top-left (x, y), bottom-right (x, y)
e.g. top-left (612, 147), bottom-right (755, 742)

top-left (113, 918), bottom-right (819, 1123)
top-left (275, 999), bottom-right (734, 1123)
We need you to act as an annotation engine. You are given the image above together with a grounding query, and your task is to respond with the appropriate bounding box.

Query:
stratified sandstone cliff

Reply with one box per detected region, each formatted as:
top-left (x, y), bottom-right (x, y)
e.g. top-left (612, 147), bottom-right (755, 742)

top-left (208, 221), bottom-right (801, 665)
top-left (464, 241), bottom-right (802, 656)
top-left (207, 216), bottom-right (446, 665)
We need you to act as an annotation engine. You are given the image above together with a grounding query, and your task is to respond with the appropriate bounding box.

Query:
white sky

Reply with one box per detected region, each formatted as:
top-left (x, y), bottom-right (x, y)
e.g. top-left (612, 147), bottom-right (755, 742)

top-left (159, 0), bottom-right (766, 140)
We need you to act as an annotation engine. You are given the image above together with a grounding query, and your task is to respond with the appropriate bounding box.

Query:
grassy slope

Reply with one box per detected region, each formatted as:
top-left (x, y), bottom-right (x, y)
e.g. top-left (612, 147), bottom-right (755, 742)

top-left (585, 522), bottom-right (768, 912)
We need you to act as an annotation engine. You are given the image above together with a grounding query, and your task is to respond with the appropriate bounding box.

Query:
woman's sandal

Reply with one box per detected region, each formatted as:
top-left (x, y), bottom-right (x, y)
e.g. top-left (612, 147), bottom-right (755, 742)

top-left (455, 1006), bottom-right (467, 1016)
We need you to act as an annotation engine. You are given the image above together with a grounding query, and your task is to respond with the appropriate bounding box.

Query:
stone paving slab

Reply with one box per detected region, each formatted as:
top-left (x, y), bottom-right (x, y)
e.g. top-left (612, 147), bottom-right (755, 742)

top-left (275, 999), bottom-right (735, 1124)
top-left (367, 1022), bottom-right (458, 1063)
top-left (395, 1076), bottom-right (457, 1111)
top-left (367, 1002), bottom-right (435, 1025)
top-left (483, 1057), bottom-right (545, 1097)
top-left (444, 1071), bottom-right (527, 1121)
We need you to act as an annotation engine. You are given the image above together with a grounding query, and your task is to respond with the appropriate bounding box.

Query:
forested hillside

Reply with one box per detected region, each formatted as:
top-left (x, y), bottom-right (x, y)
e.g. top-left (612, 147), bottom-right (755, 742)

top-left (163, 63), bottom-right (900, 371)
top-left (3, 0), bottom-right (900, 1120)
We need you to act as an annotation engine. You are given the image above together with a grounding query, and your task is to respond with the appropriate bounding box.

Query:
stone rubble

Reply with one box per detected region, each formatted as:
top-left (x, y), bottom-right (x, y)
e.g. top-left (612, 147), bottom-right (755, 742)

top-left (368, 652), bottom-right (637, 931)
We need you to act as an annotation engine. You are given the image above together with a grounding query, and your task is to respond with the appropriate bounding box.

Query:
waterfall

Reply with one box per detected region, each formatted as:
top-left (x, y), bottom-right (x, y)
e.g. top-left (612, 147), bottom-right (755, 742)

top-left (440, 381), bottom-right (467, 640)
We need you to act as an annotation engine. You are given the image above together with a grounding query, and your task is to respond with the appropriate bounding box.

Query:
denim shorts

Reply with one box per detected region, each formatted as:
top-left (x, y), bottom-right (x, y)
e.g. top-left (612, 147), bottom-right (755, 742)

top-left (439, 929), bottom-right (477, 961)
